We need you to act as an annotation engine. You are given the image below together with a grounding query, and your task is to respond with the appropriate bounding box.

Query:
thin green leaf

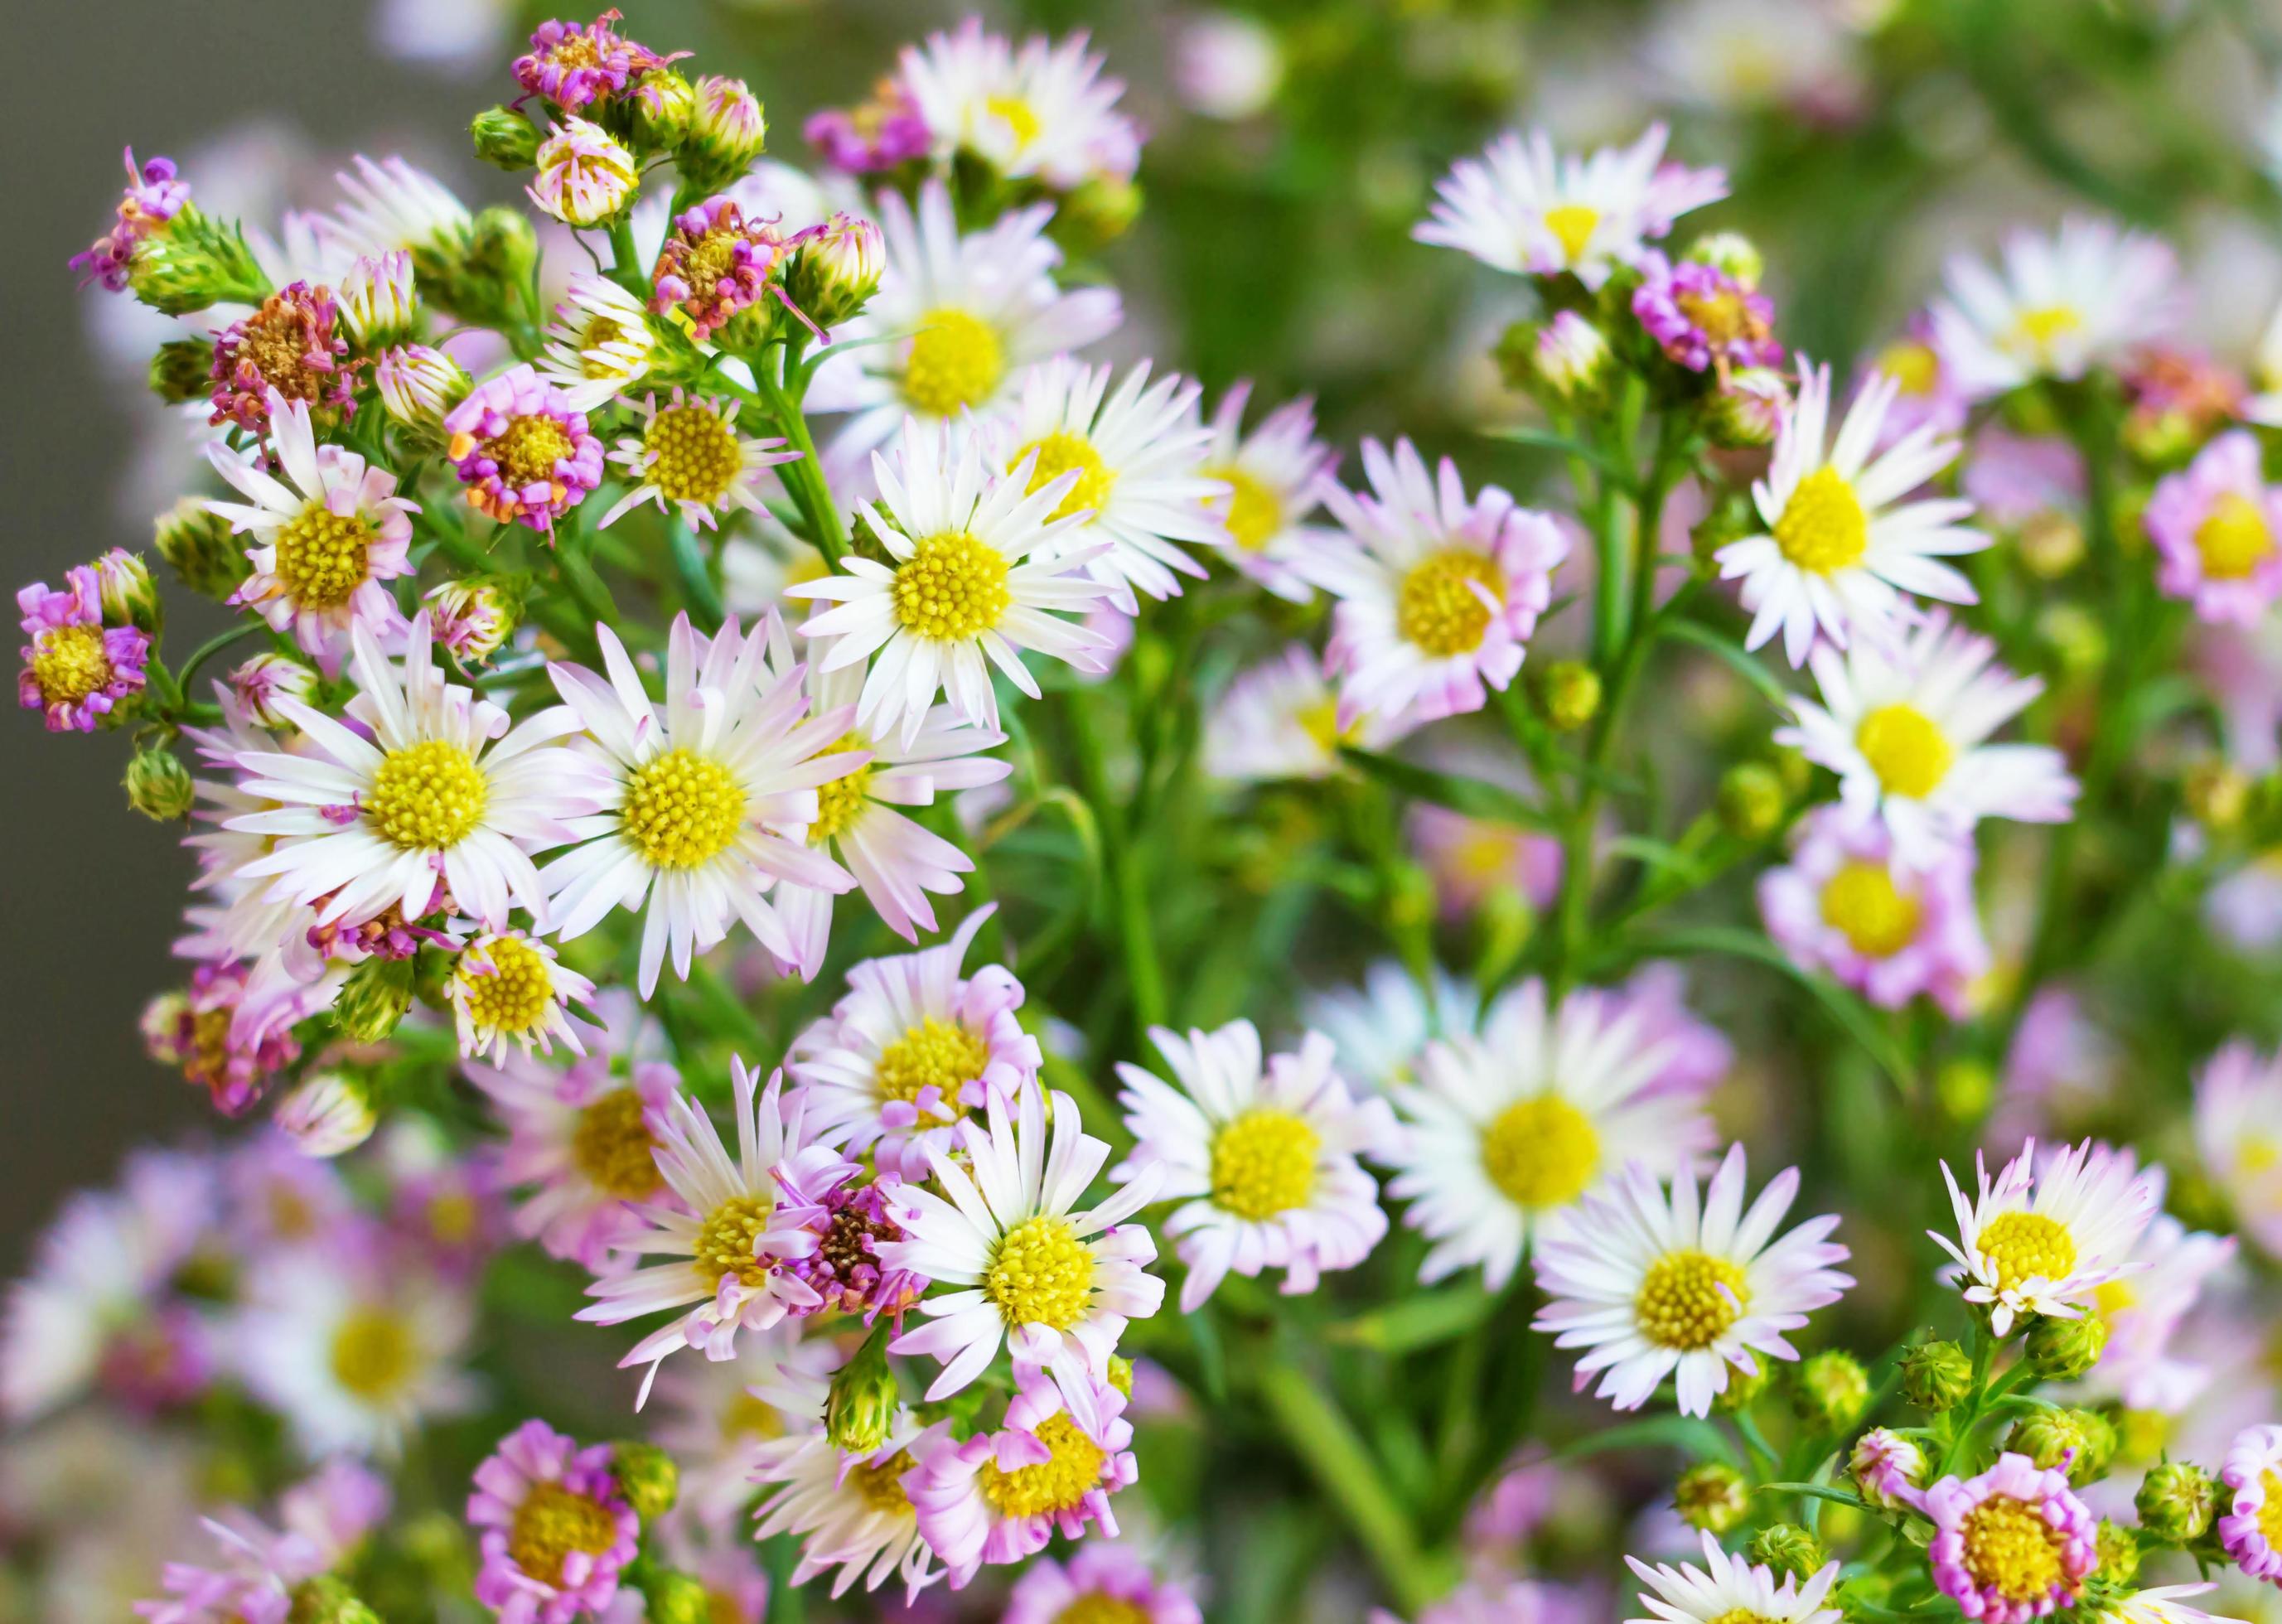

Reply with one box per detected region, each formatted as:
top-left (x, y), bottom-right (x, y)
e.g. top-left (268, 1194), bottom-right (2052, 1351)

top-left (1663, 619), bottom-right (1796, 714)
top-left (1762, 1481), bottom-right (1871, 1510)
top-left (1339, 747), bottom-right (1555, 831)
top-left (1325, 1286), bottom-right (1495, 1353)
top-left (1551, 1414), bottom-right (1740, 1467)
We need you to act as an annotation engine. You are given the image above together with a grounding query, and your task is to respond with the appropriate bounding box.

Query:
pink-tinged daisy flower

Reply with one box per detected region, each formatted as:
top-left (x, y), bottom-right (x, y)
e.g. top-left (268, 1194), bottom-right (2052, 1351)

top-left (466, 991), bottom-right (685, 1272)
top-left (1632, 249), bottom-right (1782, 377)
top-left (804, 80), bottom-right (931, 175)
top-left (898, 18), bottom-right (1143, 188)
top-left (207, 389), bottom-right (416, 673)
top-left (1850, 1427), bottom-right (1929, 1510)
top-left (577, 1060), bottom-right (850, 1404)
top-left (1963, 428), bottom-right (2084, 533)
top-left (790, 906), bottom-right (1041, 1180)
top-left (650, 196), bottom-right (788, 346)
top-left (1931, 218), bottom-right (2181, 398)
top-left (1378, 974), bottom-right (1723, 1290)
top-left (1923, 1453), bottom-right (2098, 1622)
top-left (137, 1459), bottom-right (390, 1624)
top-left (1535, 1145), bottom-right (1852, 1416)
top-left (1409, 798), bottom-right (1564, 921)
top-left (447, 930), bottom-right (596, 1064)
top-left (785, 415), bottom-right (1117, 747)
top-left (1414, 123), bottom-right (1726, 290)
top-left (1778, 612), bottom-right (2077, 871)
top-left (884, 1085), bottom-right (1164, 1430)
top-left (468, 1419), bottom-right (641, 1624)
top-left (1629, 1531), bottom-right (1844, 1624)
top-left (597, 389), bottom-right (800, 533)
top-left (2079, 1209), bottom-right (2236, 1414)
top-left (2222, 1425), bottom-right (2282, 1584)
top-left (1930, 1138), bottom-right (2159, 1336)
top-left (17, 564), bottom-right (147, 732)
top-left (1303, 960), bottom-right (1482, 1095)
top-left (513, 8), bottom-right (686, 114)
top-left (208, 282), bottom-right (356, 439)
top-left (1113, 1021), bottom-right (1398, 1312)
top-left (539, 613), bottom-right (862, 997)
top-left (1714, 360), bottom-right (1986, 667)
top-left (1758, 805), bottom-right (1991, 1017)
top-left (70, 147), bottom-right (190, 291)
top-left (1303, 437), bottom-right (1569, 727)
top-left (907, 1367), bottom-right (1138, 1587)
top-left (1199, 380), bottom-right (1339, 602)
top-left (751, 1408), bottom-right (946, 1600)
top-left (649, 1323), bottom-right (839, 1529)
top-left (225, 612), bottom-right (595, 932)
top-left (534, 272), bottom-right (656, 412)
top-left (2146, 431), bottom-right (2282, 624)
top-left (1202, 643), bottom-right (1418, 783)
top-left (1003, 1542), bottom-right (1203, 1624)
top-left (142, 962), bottom-right (306, 1116)
top-left (1864, 317), bottom-right (1970, 448)
top-left (2197, 1041), bottom-right (2282, 1256)
top-left (443, 364), bottom-right (606, 536)
top-left (529, 117), bottom-right (639, 229)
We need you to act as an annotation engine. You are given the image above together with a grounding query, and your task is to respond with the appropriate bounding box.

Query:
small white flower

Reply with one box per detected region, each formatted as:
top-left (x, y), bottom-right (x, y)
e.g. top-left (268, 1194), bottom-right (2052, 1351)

top-left (752, 1407), bottom-right (945, 1601)
top-left (899, 18), bottom-right (1141, 187)
top-left (1930, 217), bottom-right (2181, 397)
top-left (1202, 643), bottom-right (1417, 783)
top-left (1629, 1531), bottom-right (1844, 1624)
top-left (320, 153), bottom-right (474, 260)
top-left (1200, 380), bottom-right (1341, 603)
top-left (597, 389), bottom-right (800, 533)
top-left (1930, 1138), bottom-right (2160, 1336)
top-left (536, 272), bottom-right (658, 413)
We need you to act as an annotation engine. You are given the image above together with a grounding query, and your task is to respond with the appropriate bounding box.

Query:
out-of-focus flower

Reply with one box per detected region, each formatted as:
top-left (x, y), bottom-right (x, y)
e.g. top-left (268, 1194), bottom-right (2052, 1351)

top-left (1922, 1452), bottom-right (2098, 1622)
top-left (137, 1458), bottom-right (389, 1624)
top-left (272, 1070), bottom-right (377, 1158)
top-left (1303, 960), bottom-right (1482, 1095)
top-left (802, 79), bottom-right (931, 175)
top-left (1931, 1139), bottom-right (2159, 1336)
top-left (17, 563), bottom-right (149, 732)
top-left (2077, 1210), bottom-right (2235, 1414)
top-left (1198, 381), bottom-right (1340, 603)
top-left (1003, 1540), bottom-right (1202, 1624)
top-left (143, 961), bottom-right (306, 1115)
top-left (1931, 219), bottom-right (2181, 397)
top-left (1864, 317), bottom-right (1970, 447)
top-left (468, 1419), bottom-right (641, 1624)
top-left (2145, 431), bottom-right (2282, 624)
top-left (2196, 1042), bottom-right (2282, 1255)
top-left (649, 1324), bottom-right (837, 1528)
top-left (898, 18), bottom-right (1141, 189)
top-left (751, 1405), bottom-right (943, 1600)
top-left (1203, 643), bottom-right (1417, 783)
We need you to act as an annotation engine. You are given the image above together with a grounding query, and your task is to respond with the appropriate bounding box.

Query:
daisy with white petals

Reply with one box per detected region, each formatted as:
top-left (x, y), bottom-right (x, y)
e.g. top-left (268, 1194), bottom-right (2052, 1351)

top-left (1535, 1145), bottom-right (1853, 1416)
top-left (597, 389), bottom-right (800, 533)
top-left (536, 271), bottom-right (657, 412)
top-left (1201, 381), bottom-right (1342, 602)
top-left (445, 930), bottom-right (595, 1064)
top-left (1630, 1532), bottom-right (1844, 1624)
top-left (1931, 218), bottom-right (2181, 398)
top-left (751, 1406), bottom-right (945, 1600)
top-left (899, 18), bottom-right (1142, 188)
top-left (1715, 360), bottom-right (1987, 666)
top-left (1930, 1138), bottom-right (2159, 1336)
top-left (1202, 643), bottom-right (1416, 784)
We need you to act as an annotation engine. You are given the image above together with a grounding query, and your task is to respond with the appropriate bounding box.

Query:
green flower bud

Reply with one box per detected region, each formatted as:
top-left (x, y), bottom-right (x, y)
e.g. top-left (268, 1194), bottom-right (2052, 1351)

top-left (2135, 1461), bottom-right (2217, 1544)
top-left (1935, 1059), bottom-right (1996, 1125)
top-left (679, 75), bottom-right (767, 191)
top-left (1674, 1461), bottom-right (1749, 1534)
top-left (1717, 761), bottom-right (1788, 842)
top-left (333, 956), bottom-right (416, 1045)
top-left (1536, 660), bottom-right (1602, 732)
top-left (1685, 231), bottom-right (1766, 290)
top-left (151, 337), bottom-right (217, 404)
top-left (2094, 1520), bottom-right (2140, 1585)
top-left (2025, 1312), bottom-right (2110, 1381)
top-left (1746, 1523), bottom-right (1826, 1582)
top-left (2005, 1407), bottom-right (2112, 1484)
top-left (288, 1575), bottom-right (381, 1624)
top-left (1704, 367), bottom-right (1789, 449)
top-left (471, 106), bottom-right (544, 170)
top-left (1792, 1350), bottom-right (1869, 1433)
top-left (636, 1569), bottom-right (712, 1624)
top-left (1900, 1340), bottom-right (1974, 1413)
top-left (1690, 492), bottom-right (1758, 563)
top-left (610, 1440), bottom-right (679, 1522)
top-left (827, 1329), bottom-right (899, 1457)
top-left (128, 206), bottom-right (272, 315)
top-left (125, 745), bottom-right (196, 822)
top-left (1714, 1356), bottom-right (1774, 1414)
top-left (785, 213), bottom-right (885, 331)
top-left (2016, 510), bottom-right (2086, 579)
top-left (94, 549), bottom-right (163, 634)
top-left (630, 69), bottom-right (699, 152)
top-left (1056, 175), bottom-right (1143, 251)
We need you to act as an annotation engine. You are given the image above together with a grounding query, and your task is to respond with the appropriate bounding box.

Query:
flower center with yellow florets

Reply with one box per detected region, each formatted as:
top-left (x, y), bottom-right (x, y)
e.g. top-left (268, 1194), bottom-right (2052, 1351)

top-left (694, 1194), bottom-right (781, 1288)
top-left (1975, 1210), bottom-right (2077, 1295)
top-left (2260, 1470), bottom-right (2282, 1549)
top-left (875, 1017), bottom-right (988, 1110)
top-left (366, 739), bottom-right (489, 851)
top-left (1480, 1093), bottom-right (1599, 1209)
top-left (572, 1089), bottom-right (661, 1201)
top-left (1877, 341), bottom-right (1941, 396)
top-left (1056, 1600), bottom-right (1154, 1624)
top-left (985, 94), bottom-right (1043, 148)
top-left (328, 1305), bottom-right (417, 1400)
top-left (274, 501), bottom-right (375, 610)
top-left (978, 1413), bottom-right (1105, 1520)
top-left (2010, 305), bottom-right (2084, 361)
top-left (1960, 1494), bottom-right (2071, 1603)
top-left (1209, 1108), bottom-right (1322, 1220)
top-left (902, 308), bottom-right (1005, 417)
top-left (456, 937), bottom-right (555, 1037)
top-left (621, 747), bottom-right (747, 870)
top-left (1774, 466), bottom-right (1869, 574)
top-left (486, 414), bottom-right (574, 490)
top-left (2195, 491), bottom-right (2275, 580)
top-left (1396, 549), bottom-right (1504, 657)
top-left (848, 1448), bottom-right (917, 1515)
top-left (1819, 861), bottom-right (1923, 958)
top-left (1018, 432), bottom-right (1116, 524)
top-left (809, 732), bottom-right (873, 846)
top-left (578, 313), bottom-right (627, 378)
top-left (645, 403), bottom-right (741, 508)
top-left (892, 532), bottom-right (1012, 641)
top-left (1214, 465), bottom-right (1282, 552)
top-left (507, 1481), bottom-right (620, 1588)
top-left (985, 1215), bottom-right (1095, 1329)
top-left (1634, 1249), bottom-right (1749, 1351)
top-left (30, 625), bottom-right (114, 706)
top-left (1541, 204), bottom-right (1599, 265)
top-left (1855, 703), bottom-right (1953, 800)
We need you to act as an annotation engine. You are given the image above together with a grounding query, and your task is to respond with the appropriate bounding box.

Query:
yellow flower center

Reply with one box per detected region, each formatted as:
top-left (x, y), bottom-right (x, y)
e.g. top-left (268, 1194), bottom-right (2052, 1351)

top-left (985, 94), bottom-right (1042, 147)
top-left (29, 624), bottom-right (114, 706)
top-left (455, 936), bottom-right (555, 1036)
top-left (808, 732), bottom-right (873, 846)
top-left (366, 738), bottom-right (489, 851)
top-left (1209, 1108), bottom-right (1322, 1220)
top-left (2195, 491), bottom-right (2274, 580)
top-left (2260, 1470), bottom-right (2282, 1549)
top-left (721, 1390), bottom-right (786, 1439)
top-left (1855, 703), bottom-right (1953, 800)
top-left (902, 308), bottom-right (1005, 417)
top-left (621, 747), bottom-right (747, 870)
top-left (694, 1194), bottom-right (781, 1288)
top-left (1480, 1093), bottom-right (1599, 1209)
top-left (875, 1017), bottom-right (989, 1110)
top-left (578, 313), bottom-right (628, 377)
top-left (1634, 1249), bottom-right (1749, 1351)
top-left (1975, 1210), bottom-right (2077, 1295)
top-left (1877, 340), bottom-right (1941, 396)
top-left (848, 1448), bottom-right (917, 1515)
top-left (428, 1191), bottom-right (478, 1245)
top-left (506, 1481), bottom-right (620, 1588)
top-left (1819, 860), bottom-right (1923, 958)
top-left (978, 1412), bottom-right (1105, 1520)
top-left (645, 403), bottom-right (742, 508)
top-left (1395, 549), bottom-right (1504, 657)
top-left (2092, 1278), bottom-right (2135, 1321)
top-left (1213, 465), bottom-right (1284, 552)
top-left (1056, 1598), bottom-right (1155, 1624)
top-left (984, 1215), bottom-right (1095, 1330)
top-left (892, 531), bottom-right (1012, 641)
top-left (1542, 203), bottom-right (1599, 265)
top-left (1677, 288), bottom-right (1756, 346)
top-left (2009, 305), bottom-right (2084, 360)
top-left (1017, 431), bottom-right (1116, 524)
top-left (571, 1089), bottom-right (662, 1201)
top-left (486, 414), bottom-right (575, 490)
top-left (274, 501), bottom-right (375, 611)
top-left (1960, 1494), bottom-right (2071, 1603)
top-left (1296, 697), bottom-right (1349, 756)
top-left (327, 1306), bottom-right (418, 1400)
top-left (1773, 466), bottom-right (1869, 574)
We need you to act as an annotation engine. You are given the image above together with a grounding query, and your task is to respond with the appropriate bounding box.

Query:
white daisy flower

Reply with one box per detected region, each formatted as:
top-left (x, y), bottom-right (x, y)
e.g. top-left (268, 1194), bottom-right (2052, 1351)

top-left (1201, 380), bottom-right (1342, 603)
top-left (900, 18), bottom-right (1142, 188)
top-left (319, 153), bottom-right (475, 262)
top-left (540, 613), bottom-right (863, 998)
top-left (597, 389), bottom-right (801, 533)
top-left (1930, 1138), bottom-right (2160, 1336)
top-left (226, 612), bottom-right (597, 933)
top-left (809, 182), bottom-right (1123, 472)
top-left (1113, 1021), bottom-right (1398, 1312)
top-left (649, 1322), bottom-right (840, 1529)
top-left (2195, 1040), bottom-right (2282, 1256)
top-left (1534, 1145), bottom-right (1853, 1416)
top-left (1303, 959), bottom-right (1483, 1095)
top-left (1930, 217), bottom-right (2181, 398)
top-left (1378, 976), bottom-right (1723, 1290)
top-left (1714, 360), bottom-right (1987, 667)
top-left (752, 1408), bottom-right (945, 1601)
top-left (445, 930), bottom-right (596, 1064)
top-left (1629, 1531), bottom-right (1844, 1624)
top-left (785, 415), bottom-right (1117, 747)
top-left (2087, 1586), bottom-right (2247, 1624)
top-left (1414, 123), bottom-right (1727, 290)
top-left (536, 271), bottom-right (659, 413)
top-left (1302, 437), bottom-right (1569, 727)
top-left (577, 1059), bottom-right (853, 1404)
top-left (1202, 642), bottom-right (1417, 783)
top-left (1777, 611), bottom-right (2078, 870)
top-left (884, 1085), bottom-right (1165, 1433)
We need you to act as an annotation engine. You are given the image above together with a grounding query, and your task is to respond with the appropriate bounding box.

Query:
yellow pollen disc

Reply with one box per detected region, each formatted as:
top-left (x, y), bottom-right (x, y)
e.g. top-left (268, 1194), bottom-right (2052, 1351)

top-left (1878, 340), bottom-right (1941, 396)
top-left (578, 313), bottom-right (626, 378)
top-left (1018, 431), bottom-right (1116, 524)
top-left (1706, 1612), bottom-right (1779, 1624)
top-left (722, 1390), bottom-right (786, 1440)
top-left (1056, 1599), bottom-right (1155, 1624)
top-left (985, 1215), bottom-right (1095, 1330)
top-left (1296, 697), bottom-right (1349, 756)
top-left (645, 404), bottom-right (742, 507)
top-left (2243, 1133), bottom-right (2282, 1176)
top-left (1209, 1108), bottom-right (1322, 1220)
top-left (2091, 1278), bottom-right (2135, 1321)
top-left (848, 1448), bottom-right (917, 1515)
top-left (1676, 288), bottom-right (1754, 346)
top-left (986, 93), bottom-right (1043, 147)
top-left (274, 500), bottom-right (377, 611)
top-left (30, 624), bottom-right (114, 706)
top-left (1819, 860), bottom-right (1923, 958)
top-left (902, 308), bottom-right (1005, 417)
top-left (328, 1306), bottom-right (418, 1400)
top-left (506, 1481), bottom-right (620, 1588)
top-left (892, 531), bottom-right (1012, 641)
top-left (1773, 466), bottom-right (1870, 574)
top-left (621, 747), bottom-right (747, 870)
top-left (1854, 703), bottom-right (1953, 800)
top-left (694, 1193), bottom-right (781, 1288)
top-left (1213, 465), bottom-right (1283, 552)
top-left (2195, 491), bottom-right (2274, 580)
top-left (1395, 549), bottom-right (1504, 657)
top-left (809, 731), bottom-right (873, 846)
top-left (1542, 203), bottom-right (1599, 265)
top-left (455, 936), bottom-right (554, 1036)
top-left (2010, 304), bottom-right (2084, 359)
top-left (875, 1016), bottom-right (989, 1110)
top-left (1633, 1249), bottom-right (1749, 1351)
top-left (978, 1412), bottom-right (1105, 1520)
top-left (1480, 1093), bottom-right (1599, 1209)
top-left (366, 738), bottom-right (489, 851)
top-left (571, 1089), bottom-right (662, 1201)
top-left (1975, 1210), bottom-right (2077, 1295)
top-left (1960, 1495), bottom-right (2070, 1603)
top-left (486, 414), bottom-right (575, 490)
top-left (2260, 1470), bottom-right (2282, 1549)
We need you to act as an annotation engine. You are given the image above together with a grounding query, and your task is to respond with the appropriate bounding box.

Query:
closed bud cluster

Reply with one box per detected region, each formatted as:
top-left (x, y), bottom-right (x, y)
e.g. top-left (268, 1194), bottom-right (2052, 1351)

top-left (333, 955), bottom-right (416, 1044)
top-left (2135, 1460), bottom-right (2217, 1544)
top-left (2025, 1309), bottom-right (2110, 1380)
top-left (273, 1070), bottom-right (378, 1158)
top-left (151, 337), bottom-right (216, 404)
top-left (1900, 1339), bottom-right (1974, 1412)
top-left (610, 1440), bottom-right (679, 1522)
top-left (125, 744), bottom-right (195, 822)
top-left (1536, 660), bottom-right (1602, 732)
top-left (94, 549), bottom-right (162, 633)
top-left (2093, 1521), bottom-right (2140, 1585)
top-left (679, 75), bottom-right (766, 191)
top-left (1673, 1461), bottom-right (1748, 1533)
top-left (826, 1328), bottom-right (900, 1456)
top-left (128, 208), bottom-right (271, 315)
top-left (471, 106), bottom-right (544, 170)
top-left (1791, 1349), bottom-right (1869, 1433)
top-left (153, 498), bottom-right (250, 600)
top-left (1718, 761), bottom-right (1788, 841)
top-left (1747, 1524), bottom-right (1825, 1582)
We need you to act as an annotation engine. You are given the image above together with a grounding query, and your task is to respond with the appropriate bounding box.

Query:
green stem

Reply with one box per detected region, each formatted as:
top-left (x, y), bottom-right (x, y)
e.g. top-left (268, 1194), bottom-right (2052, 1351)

top-left (665, 515), bottom-right (726, 631)
top-left (1066, 693), bottom-right (1167, 1031)
top-left (170, 623), bottom-right (264, 707)
top-left (742, 356), bottom-right (848, 566)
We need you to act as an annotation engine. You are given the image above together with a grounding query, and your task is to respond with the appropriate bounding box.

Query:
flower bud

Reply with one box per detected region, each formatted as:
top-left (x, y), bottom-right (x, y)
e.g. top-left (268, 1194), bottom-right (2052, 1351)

top-left (1536, 660), bottom-right (1602, 732)
top-left (228, 653), bottom-right (318, 727)
top-left (451, 207), bottom-right (540, 328)
top-left (1705, 367), bottom-right (1789, 449)
top-left (333, 956), bottom-right (416, 1045)
top-left (338, 252), bottom-right (421, 350)
top-left (2094, 1521), bottom-right (2140, 1585)
top-left (636, 1570), bottom-right (711, 1624)
top-left (1674, 1462), bottom-right (1749, 1534)
top-left (273, 1070), bottom-right (378, 1158)
top-left (94, 549), bottom-right (162, 633)
top-left (426, 575), bottom-right (527, 666)
top-left (2135, 1460), bottom-right (2216, 1544)
top-left (1849, 1427), bottom-right (1927, 1510)
top-left (2006, 1407), bottom-right (2112, 1484)
top-left (1900, 1340), bottom-right (1974, 1412)
top-left (1747, 1524), bottom-right (1825, 1583)
top-left (531, 117), bottom-right (641, 227)
top-left (630, 70), bottom-right (699, 151)
top-left (826, 1329), bottom-right (899, 1457)
top-left (1717, 761), bottom-right (1788, 841)
top-left (1530, 311), bottom-right (1613, 408)
top-left (288, 1575), bottom-right (380, 1624)
top-left (375, 344), bottom-right (474, 437)
top-left (2038, 604), bottom-right (2109, 681)
top-left (1108, 1355), bottom-right (1135, 1398)
top-left (610, 1440), bottom-right (679, 1523)
top-left (2024, 1311), bottom-right (2110, 1380)
top-left (1792, 1350), bottom-right (1869, 1433)
top-left (2183, 760), bottom-right (2253, 836)
top-left (680, 75), bottom-right (767, 191)
top-left (1935, 1058), bottom-right (1996, 1124)
top-left (125, 744), bottom-right (196, 821)
top-left (2016, 510), bottom-right (2086, 579)
top-left (128, 207), bottom-right (271, 315)
top-left (1056, 175), bottom-right (1143, 250)
top-left (471, 106), bottom-right (544, 170)
top-left (151, 336), bottom-right (217, 404)
top-left (786, 213), bottom-right (885, 331)
top-left (1685, 231), bottom-right (1766, 290)
top-left (1714, 1357), bottom-right (1773, 1414)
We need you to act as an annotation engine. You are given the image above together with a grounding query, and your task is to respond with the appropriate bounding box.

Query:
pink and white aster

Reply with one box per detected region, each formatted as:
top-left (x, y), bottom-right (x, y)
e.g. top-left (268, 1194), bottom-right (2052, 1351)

top-left (897, 18), bottom-right (1143, 188)
top-left (1931, 218), bottom-right (2181, 399)
top-left (1632, 249), bottom-right (1782, 377)
top-left (2222, 1425), bottom-right (2282, 1583)
top-left (468, 1419), bottom-right (641, 1624)
top-left (443, 364), bottom-right (606, 536)
top-left (137, 1459), bottom-right (389, 1624)
top-left (648, 1323), bottom-right (839, 1529)
top-left (513, 8), bottom-right (685, 114)
top-left (2197, 1042), bottom-right (2282, 1257)
top-left (1202, 642), bottom-right (1418, 783)
top-left (1199, 380), bottom-right (1340, 602)
top-left (17, 563), bottom-right (149, 732)
top-left (2077, 1207), bottom-right (2236, 1414)
top-left (1629, 1531), bottom-right (1844, 1624)
top-left (1930, 1138), bottom-right (2160, 1336)
top-left (1003, 1541), bottom-right (1203, 1624)
top-left (750, 1407), bottom-right (946, 1601)
top-left (2146, 431), bottom-right (2282, 624)
top-left (1864, 317), bottom-right (1971, 448)
top-left (1922, 1453), bottom-right (2098, 1623)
